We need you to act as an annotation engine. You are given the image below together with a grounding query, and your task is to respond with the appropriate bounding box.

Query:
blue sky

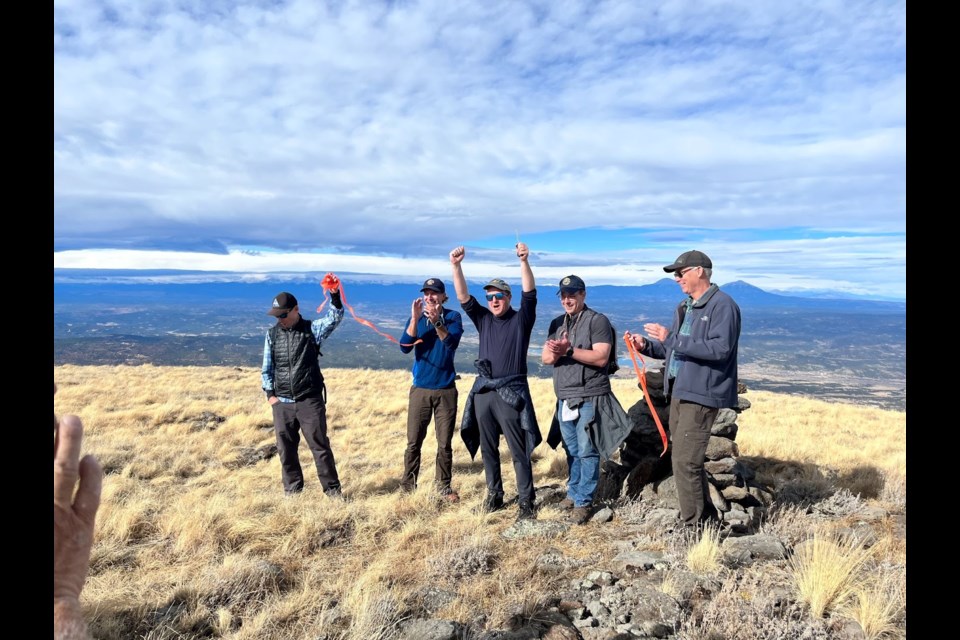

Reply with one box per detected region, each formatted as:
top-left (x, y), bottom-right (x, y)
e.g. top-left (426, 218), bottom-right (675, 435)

top-left (53, 0), bottom-right (906, 300)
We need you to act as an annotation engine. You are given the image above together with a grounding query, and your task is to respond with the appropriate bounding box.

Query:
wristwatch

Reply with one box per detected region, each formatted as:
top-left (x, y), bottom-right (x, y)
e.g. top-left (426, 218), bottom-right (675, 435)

top-left (433, 318), bottom-right (445, 329)
top-left (566, 346), bottom-right (574, 357)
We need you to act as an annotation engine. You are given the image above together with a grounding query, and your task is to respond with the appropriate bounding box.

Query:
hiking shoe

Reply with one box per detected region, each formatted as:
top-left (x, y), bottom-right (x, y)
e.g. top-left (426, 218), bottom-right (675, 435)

top-left (558, 497), bottom-right (575, 510)
top-left (517, 501), bottom-right (537, 521)
top-left (481, 494), bottom-right (504, 513)
top-left (325, 488), bottom-right (345, 501)
top-left (439, 487), bottom-right (460, 503)
top-left (570, 506), bottom-right (592, 525)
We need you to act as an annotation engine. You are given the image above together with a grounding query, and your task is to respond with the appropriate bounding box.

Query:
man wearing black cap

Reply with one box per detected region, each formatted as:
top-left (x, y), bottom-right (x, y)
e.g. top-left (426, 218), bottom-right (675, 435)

top-left (626, 250), bottom-right (741, 528)
top-left (261, 281), bottom-right (346, 498)
top-left (397, 277), bottom-right (464, 500)
top-left (450, 243), bottom-right (542, 521)
top-left (542, 275), bottom-right (632, 525)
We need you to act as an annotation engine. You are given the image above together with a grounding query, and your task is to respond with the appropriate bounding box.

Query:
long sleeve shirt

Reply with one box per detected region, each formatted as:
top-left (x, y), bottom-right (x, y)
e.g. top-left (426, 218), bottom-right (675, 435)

top-left (399, 307), bottom-right (463, 389)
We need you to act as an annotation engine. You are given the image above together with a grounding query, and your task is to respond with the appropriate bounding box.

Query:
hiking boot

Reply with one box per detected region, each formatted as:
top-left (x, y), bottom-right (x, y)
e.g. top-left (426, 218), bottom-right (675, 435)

top-left (325, 488), bottom-right (345, 501)
top-left (481, 494), bottom-right (504, 513)
top-left (439, 487), bottom-right (460, 503)
top-left (570, 506), bottom-right (592, 525)
top-left (516, 500), bottom-right (537, 521)
top-left (558, 497), bottom-right (575, 510)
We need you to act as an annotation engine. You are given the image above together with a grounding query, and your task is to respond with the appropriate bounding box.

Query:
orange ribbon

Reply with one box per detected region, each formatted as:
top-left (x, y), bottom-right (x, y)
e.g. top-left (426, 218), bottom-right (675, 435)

top-left (317, 273), bottom-right (421, 347)
top-left (624, 335), bottom-right (669, 457)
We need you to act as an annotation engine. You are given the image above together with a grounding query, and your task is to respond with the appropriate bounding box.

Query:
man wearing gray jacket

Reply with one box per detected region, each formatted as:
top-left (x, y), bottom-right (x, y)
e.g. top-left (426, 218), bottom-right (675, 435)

top-left (626, 250), bottom-right (741, 528)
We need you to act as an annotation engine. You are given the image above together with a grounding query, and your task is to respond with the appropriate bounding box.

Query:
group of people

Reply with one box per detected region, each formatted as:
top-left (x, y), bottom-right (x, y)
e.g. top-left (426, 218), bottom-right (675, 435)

top-left (55, 245), bottom-right (740, 636)
top-left (260, 245), bottom-right (741, 529)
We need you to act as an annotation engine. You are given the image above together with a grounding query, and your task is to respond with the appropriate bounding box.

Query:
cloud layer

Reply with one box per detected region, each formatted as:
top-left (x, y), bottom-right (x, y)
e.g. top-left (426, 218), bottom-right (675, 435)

top-left (54, 0), bottom-right (906, 298)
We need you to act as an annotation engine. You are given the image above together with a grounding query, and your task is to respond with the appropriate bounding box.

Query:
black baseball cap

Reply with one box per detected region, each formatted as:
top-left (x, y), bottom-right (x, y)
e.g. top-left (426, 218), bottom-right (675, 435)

top-left (663, 250), bottom-right (713, 273)
top-left (420, 278), bottom-right (446, 294)
top-left (557, 274), bottom-right (586, 296)
top-left (268, 292), bottom-right (298, 316)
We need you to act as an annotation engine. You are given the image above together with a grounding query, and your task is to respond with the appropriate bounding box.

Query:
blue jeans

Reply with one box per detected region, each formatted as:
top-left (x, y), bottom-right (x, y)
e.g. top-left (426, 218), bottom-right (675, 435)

top-left (558, 400), bottom-right (598, 507)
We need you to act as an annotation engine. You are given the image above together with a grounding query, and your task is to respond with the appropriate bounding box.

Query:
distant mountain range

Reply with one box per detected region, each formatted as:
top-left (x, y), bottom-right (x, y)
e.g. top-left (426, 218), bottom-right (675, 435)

top-left (53, 270), bottom-right (907, 411)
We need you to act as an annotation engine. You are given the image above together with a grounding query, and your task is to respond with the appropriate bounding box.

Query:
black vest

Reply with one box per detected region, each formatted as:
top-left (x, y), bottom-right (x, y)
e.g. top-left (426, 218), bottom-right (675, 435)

top-left (269, 318), bottom-right (324, 401)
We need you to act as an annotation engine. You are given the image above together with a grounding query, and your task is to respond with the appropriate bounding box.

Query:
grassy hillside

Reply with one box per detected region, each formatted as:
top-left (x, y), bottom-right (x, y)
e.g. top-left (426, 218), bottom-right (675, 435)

top-left (53, 364), bottom-right (906, 639)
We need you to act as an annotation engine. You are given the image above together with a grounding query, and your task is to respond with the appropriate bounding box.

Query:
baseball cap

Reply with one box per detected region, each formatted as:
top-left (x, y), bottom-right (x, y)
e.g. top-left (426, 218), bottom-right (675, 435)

top-left (557, 274), bottom-right (586, 296)
top-left (268, 292), bottom-right (298, 316)
top-left (483, 278), bottom-right (512, 294)
top-left (663, 250), bottom-right (713, 273)
top-left (420, 278), bottom-right (446, 294)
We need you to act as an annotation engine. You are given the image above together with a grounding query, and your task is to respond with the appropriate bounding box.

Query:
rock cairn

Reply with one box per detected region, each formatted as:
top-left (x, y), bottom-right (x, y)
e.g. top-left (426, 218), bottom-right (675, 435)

top-left (597, 371), bottom-right (772, 533)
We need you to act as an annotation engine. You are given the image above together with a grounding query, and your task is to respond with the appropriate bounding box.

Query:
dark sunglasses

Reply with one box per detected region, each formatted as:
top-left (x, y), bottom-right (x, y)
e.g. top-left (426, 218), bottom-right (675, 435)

top-left (485, 292), bottom-right (506, 301)
top-left (276, 311), bottom-right (290, 319)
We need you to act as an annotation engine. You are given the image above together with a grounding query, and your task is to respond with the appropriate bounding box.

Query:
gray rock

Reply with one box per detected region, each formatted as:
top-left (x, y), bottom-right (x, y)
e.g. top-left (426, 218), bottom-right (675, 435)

top-left (721, 534), bottom-right (787, 565)
top-left (711, 408), bottom-right (739, 429)
top-left (591, 506), bottom-right (614, 523)
top-left (705, 435), bottom-right (739, 460)
top-left (720, 485), bottom-right (750, 502)
top-left (709, 473), bottom-right (739, 489)
top-left (399, 619), bottom-right (463, 640)
top-left (704, 457), bottom-right (737, 474)
top-left (706, 482), bottom-right (729, 513)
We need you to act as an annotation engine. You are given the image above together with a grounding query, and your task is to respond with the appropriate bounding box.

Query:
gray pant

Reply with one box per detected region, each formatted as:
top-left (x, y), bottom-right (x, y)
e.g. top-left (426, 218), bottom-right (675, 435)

top-left (401, 385), bottom-right (458, 491)
top-left (272, 396), bottom-right (341, 493)
top-left (669, 398), bottom-right (718, 525)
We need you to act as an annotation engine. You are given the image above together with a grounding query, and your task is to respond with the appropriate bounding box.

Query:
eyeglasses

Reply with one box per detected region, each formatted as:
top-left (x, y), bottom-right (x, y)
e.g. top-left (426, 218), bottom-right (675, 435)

top-left (485, 292), bottom-right (506, 301)
top-left (674, 267), bottom-right (698, 279)
top-left (276, 311), bottom-right (290, 319)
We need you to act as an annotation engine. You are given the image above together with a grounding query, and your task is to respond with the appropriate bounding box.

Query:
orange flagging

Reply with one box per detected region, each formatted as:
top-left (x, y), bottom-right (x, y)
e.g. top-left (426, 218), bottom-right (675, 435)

top-left (316, 273), bottom-right (421, 347)
top-left (624, 335), bottom-right (669, 457)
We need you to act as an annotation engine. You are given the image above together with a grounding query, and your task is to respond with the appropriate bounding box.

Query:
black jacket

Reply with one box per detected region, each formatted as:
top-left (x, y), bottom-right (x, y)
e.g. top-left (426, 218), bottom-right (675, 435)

top-left (269, 318), bottom-right (325, 401)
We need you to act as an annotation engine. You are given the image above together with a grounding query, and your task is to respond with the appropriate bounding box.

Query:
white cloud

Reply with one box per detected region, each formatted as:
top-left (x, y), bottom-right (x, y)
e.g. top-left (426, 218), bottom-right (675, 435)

top-left (54, 0), bottom-right (906, 298)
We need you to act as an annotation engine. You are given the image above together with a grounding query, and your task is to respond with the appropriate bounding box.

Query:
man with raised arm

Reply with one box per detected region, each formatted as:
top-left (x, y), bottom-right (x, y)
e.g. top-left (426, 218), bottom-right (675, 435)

top-left (450, 243), bottom-right (541, 521)
top-left (261, 282), bottom-right (346, 499)
top-left (398, 278), bottom-right (464, 500)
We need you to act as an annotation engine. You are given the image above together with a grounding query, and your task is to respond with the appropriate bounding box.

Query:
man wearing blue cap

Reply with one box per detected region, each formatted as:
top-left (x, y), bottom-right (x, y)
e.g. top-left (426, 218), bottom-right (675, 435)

top-left (398, 277), bottom-right (464, 501)
top-left (626, 250), bottom-right (741, 528)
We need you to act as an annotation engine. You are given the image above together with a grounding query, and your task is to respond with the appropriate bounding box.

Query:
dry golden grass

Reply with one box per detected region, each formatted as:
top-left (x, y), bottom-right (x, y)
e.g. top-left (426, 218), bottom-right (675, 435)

top-left (685, 525), bottom-right (723, 575)
top-left (789, 530), bottom-right (875, 618)
top-left (54, 364), bottom-right (907, 639)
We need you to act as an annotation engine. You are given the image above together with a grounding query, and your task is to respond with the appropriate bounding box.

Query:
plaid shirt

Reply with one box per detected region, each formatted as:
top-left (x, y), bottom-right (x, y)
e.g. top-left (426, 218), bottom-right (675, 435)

top-left (261, 306), bottom-right (344, 402)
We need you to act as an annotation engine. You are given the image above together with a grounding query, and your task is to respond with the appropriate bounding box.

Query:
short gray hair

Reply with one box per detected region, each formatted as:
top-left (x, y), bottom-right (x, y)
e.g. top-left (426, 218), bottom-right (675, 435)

top-left (701, 267), bottom-right (713, 282)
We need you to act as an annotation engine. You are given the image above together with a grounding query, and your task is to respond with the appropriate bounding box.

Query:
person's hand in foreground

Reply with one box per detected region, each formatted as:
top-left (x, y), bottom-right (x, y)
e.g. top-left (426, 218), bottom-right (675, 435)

top-left (54, 413), bottom-right (103, 639)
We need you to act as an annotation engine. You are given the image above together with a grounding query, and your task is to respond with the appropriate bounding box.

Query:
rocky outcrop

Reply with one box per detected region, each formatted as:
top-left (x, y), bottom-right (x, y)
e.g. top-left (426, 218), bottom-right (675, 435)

top-left (596, 374), bottom-right (770, 533)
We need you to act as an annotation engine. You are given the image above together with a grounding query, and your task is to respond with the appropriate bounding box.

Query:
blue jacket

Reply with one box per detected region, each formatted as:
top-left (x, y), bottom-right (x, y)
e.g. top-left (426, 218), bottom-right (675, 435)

top-left (399, 308), bottom-right (463, 389)
top-left (640, 284), bottom-right (741, 409)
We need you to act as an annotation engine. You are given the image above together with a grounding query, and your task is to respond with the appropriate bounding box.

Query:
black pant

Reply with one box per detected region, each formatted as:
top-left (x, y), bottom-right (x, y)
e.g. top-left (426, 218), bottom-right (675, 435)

top-left (474, 389), bottom-right (536, 504)
top-left (669, 397), bottom-right (718, 525)
top-left (401, 385), bottom-right (458, 490)
top-left (272, 396), bottom-right (341, 493)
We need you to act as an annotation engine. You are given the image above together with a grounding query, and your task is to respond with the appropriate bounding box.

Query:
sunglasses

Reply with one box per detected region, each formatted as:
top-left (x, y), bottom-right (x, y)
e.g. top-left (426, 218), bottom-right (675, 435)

top-left (674, 267), bottom-right (698, 279)
top-left (485, 292), bottom-right (506, 301)
top-left (276, 311), bottom-right (290, 319)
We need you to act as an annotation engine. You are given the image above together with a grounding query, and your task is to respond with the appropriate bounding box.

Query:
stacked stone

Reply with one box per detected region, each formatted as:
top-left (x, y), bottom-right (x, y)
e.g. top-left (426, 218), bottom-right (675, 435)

top-left (596, 372), bottom-right (773, 533)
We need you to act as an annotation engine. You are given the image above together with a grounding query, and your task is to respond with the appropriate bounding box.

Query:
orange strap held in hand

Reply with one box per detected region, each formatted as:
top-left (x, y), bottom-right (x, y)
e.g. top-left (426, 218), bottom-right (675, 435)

top-left (316, 273), bottom-right (421, 347)
top-left (624, 335), bottom-right (669, 457)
